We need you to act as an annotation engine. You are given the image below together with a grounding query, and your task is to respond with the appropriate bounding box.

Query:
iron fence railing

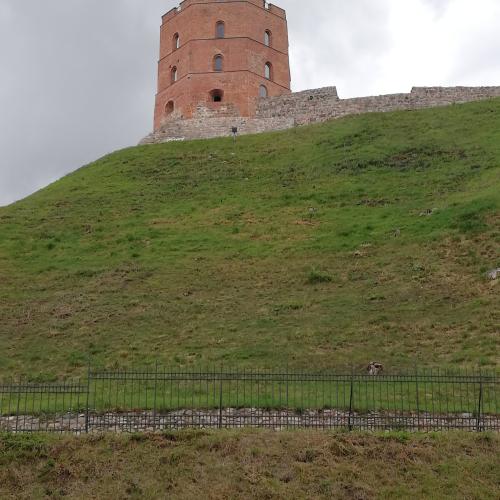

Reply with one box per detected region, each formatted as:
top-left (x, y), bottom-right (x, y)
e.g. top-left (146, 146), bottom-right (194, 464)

top-left (0, 367), bottom-right (498, 433)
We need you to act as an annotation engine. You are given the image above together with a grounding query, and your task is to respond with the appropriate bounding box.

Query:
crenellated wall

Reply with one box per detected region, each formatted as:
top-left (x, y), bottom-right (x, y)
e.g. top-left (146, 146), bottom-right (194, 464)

top-left (140, 86), bottom-right (500, 144)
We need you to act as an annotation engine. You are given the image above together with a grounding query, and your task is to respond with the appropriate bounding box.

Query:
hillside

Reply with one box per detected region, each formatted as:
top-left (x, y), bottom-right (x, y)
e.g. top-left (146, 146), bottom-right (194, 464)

top-left (0, 100), bottom-right (499, 378)
top-left (0, 431), bottom-right (498, 499)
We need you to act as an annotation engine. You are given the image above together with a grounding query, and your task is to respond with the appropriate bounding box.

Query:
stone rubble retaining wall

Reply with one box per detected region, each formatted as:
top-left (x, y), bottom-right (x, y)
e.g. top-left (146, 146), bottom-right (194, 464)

top-left (140, 86), bottom-right (500, 144)
top-left (1, 409), bottom-right (498, 433)
top-left (140, 116), bottom-right (294, 144)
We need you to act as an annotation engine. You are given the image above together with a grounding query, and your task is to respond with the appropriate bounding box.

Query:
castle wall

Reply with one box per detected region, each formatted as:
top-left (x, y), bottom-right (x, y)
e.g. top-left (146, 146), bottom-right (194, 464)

top-left (255, 86), bottom-right (340, 125)
top-left (256, 86), bottom-right (500, 125)
top-left (141, 86), bottom-right (500, 144)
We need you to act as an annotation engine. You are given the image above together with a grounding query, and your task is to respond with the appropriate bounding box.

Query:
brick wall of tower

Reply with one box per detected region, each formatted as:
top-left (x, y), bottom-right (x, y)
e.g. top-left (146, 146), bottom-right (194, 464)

top-left (154, 0), bottom-right (291, 130)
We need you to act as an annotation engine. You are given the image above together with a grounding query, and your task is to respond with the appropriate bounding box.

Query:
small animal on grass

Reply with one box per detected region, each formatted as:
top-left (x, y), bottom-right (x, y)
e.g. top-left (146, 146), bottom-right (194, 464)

top-left (486, 268), bottom-right (500, 280)
top-left (367, 362), bottom-right (384, 375)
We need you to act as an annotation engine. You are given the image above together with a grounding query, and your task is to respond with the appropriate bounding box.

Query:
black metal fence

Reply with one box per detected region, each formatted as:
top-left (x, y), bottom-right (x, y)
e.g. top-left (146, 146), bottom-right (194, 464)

top-left (0, 367), bottom-right (498, 433)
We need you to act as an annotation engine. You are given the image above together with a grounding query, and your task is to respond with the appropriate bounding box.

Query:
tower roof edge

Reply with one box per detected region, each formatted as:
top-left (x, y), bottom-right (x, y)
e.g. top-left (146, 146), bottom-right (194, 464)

top-left (163, 1), bottom-right (286, 23)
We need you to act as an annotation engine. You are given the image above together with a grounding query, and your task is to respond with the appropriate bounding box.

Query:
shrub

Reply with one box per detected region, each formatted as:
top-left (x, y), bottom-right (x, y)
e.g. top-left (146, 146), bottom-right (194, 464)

top-left (307, 269), bottom-right (333, 284)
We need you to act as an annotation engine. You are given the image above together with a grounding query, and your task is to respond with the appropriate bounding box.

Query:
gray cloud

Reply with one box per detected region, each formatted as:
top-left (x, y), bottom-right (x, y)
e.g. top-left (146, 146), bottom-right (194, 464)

top-left (0, 0), bottom-right (165, 206)
top-left (0, 0), bottom-right (499, 206)
top-left (287, 0), bottom-right (393, 95)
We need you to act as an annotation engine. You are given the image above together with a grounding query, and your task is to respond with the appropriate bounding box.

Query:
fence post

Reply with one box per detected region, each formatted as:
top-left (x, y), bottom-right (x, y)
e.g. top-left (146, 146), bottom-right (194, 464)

top-left (348, 368), bottom-right (354, 431)
top-left (153, 361), bottom-right (159, 432)
top-left (415, 366), bottom-right (420, 431)
top-left (85, 360), bottom-right (91, 434)
top-left (14, 376), bottom-right (22, 433)
top-left (286, 365), bottom-right (289, 429)
top-left (218, 365), bottom-right (224, 429)
top-left (476, 369), bottom-right (483, 432)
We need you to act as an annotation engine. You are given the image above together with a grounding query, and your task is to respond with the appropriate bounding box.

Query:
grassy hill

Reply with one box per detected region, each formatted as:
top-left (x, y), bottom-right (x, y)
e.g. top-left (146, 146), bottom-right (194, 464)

top-left (0, 100), bottom-right (499, 379)
top-left (1, 431), bottom-right (499, 499)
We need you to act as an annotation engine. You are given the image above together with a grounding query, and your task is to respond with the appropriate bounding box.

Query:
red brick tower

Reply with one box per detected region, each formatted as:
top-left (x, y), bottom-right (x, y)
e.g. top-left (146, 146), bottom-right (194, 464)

top-left (153, 0), bottom-right (291, 130)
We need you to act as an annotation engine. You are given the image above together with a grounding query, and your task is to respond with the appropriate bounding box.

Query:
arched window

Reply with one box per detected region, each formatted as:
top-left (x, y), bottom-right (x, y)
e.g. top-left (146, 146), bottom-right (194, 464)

top-left (264, 30), bottom-right (272, 47)
top-left (214, 54), bottom-right (223, 72)
top-left (259, 85), bottom-right (268, 98)
top-left (216, 21), bottom-right (225, 38)
top-left (173, 33), bottom-right (180, 51)
top-left (171, 66), bottom-right (178, 84)
top-left (210, 89), bottom-right (224, 102)
top-left (165, 101), bottom-right (174, 115)
top-left (264, 62), bottom-right (272, 80)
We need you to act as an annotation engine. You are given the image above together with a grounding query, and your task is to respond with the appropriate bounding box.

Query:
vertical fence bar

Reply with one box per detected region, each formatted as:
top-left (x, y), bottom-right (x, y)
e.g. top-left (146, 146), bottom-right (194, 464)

top-left (14, 376), bottom-right (22, 433)
top-left (23, 380), bottom-right (29, 433)
top-left (227, 367), bottom-right (232, 428)
top-left (218, 365), bottom-right (223, 430)
top-left (348, 369), bottom-right (354, 431)
top-left (476, 370), bottom-right (483, 432)
top-left (6, 377), bottom-right (13, 431)
top-left (153, 361), bottom-right (158, 432)
top-left (286, 366), bottom-right (289, 429)
top-left (257, 368), bottom-right (261, 427)
top-left (415, 367), bottom-right (420, 431)
top-left (494, 369), bottom-right (499, 432)
top-left (85, 361), bottom-right (91, 434)
top-left (249, 367), bottom-right (253, 428)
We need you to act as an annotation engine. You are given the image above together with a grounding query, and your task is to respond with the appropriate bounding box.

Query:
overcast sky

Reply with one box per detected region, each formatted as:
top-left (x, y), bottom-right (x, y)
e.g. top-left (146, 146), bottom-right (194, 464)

top-left (1, 0), bottom-right (500, 206)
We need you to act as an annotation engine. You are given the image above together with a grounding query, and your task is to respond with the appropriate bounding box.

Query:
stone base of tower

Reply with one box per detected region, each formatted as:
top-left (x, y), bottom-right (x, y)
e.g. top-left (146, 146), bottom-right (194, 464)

top-left (140, 116), bottom-right (295, 144)
top-left (140, 86), bottom-right (500, 144)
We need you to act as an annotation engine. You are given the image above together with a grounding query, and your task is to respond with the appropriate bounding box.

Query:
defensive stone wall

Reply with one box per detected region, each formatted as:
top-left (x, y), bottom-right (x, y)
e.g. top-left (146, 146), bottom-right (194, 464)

top-left (140, 86), bottom-right (500, 144)
top-left (255, 86), bottom-right (340, 125)
top-left (257, 86), bottom-right (500, 125)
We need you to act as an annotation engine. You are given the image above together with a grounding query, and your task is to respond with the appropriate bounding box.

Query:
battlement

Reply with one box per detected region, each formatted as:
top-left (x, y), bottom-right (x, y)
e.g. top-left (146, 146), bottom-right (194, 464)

top-left (140, 86), bottom-right (500, 144)
top-left (162, 0), bottom-right (286, 23)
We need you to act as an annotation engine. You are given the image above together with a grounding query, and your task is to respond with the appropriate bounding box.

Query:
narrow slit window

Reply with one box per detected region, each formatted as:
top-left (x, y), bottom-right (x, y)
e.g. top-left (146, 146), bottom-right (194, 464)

top-left (259, 85), bottom-right (268, 98)
top-left (171, 66), bottom-right (178, 83)
top-left (216, 21), bottom-right (225, 38)
top-left (264, 62), bottom-right (272, 80)
top-left (264, 30), bottom-right (271, 47)
top-left (214, 55), bottom-right (223, 72)
top-left (173, 33), bottom-right (180, 50)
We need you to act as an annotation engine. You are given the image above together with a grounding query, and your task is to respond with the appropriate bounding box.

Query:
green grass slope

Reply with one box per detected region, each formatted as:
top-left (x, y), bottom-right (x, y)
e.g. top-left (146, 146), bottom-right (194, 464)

top-left (0, 431), bottom-right (498, 499)
top-left (0, 100), bottom-right (499, 378)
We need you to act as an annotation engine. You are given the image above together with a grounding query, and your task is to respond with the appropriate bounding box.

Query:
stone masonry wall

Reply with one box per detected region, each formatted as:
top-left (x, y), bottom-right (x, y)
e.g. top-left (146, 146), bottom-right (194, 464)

top-left (140, 86), bottom-right (500, 144)
top-left (256, 86), bottom-right (500, 125)
top-left (140, 115), bottom-right (294, 143)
